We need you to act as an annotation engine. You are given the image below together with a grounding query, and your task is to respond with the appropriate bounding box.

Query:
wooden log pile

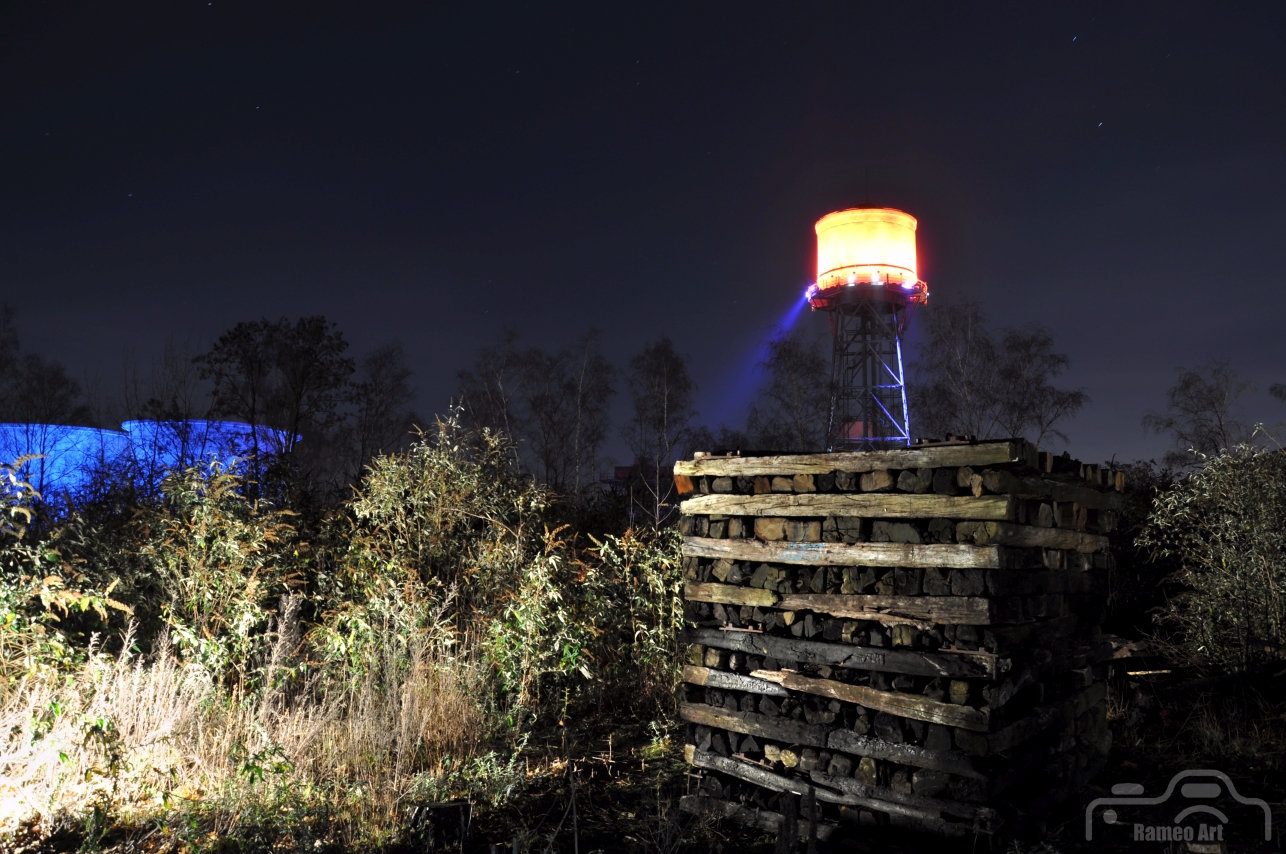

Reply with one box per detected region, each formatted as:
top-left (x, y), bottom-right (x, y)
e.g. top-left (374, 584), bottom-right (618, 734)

top-left (672, 439), bottom-right (1121, 843)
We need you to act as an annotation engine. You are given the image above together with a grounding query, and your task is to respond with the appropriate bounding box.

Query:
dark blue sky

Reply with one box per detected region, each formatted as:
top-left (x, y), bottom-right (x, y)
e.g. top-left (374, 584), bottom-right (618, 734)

top-left (3, 2), bottom-right (1284, 464)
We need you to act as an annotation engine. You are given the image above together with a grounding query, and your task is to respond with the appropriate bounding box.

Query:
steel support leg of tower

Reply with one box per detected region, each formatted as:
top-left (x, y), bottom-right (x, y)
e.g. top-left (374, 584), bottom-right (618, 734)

top-left (827, 298), bottom-right (911, 451)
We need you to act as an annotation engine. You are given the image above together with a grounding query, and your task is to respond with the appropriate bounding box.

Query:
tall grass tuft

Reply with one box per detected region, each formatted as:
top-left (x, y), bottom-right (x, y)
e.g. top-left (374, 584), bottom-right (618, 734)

top-left (0, 614), bottom-right (488, 845)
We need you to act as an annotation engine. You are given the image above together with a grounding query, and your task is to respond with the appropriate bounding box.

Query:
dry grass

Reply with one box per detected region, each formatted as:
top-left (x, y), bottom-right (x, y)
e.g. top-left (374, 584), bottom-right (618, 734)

top-left (0, 618), bottom-right (489, 847)
top-left (1108, 670), bottom-right (1286, 759)
top-left (1168, 686), bottom-right (1286, 761)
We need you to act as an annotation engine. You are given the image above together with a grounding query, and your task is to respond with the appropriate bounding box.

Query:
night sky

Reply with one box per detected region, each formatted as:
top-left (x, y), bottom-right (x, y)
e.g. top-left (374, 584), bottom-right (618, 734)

top-left (4, 2), bottom-right (1284, 466)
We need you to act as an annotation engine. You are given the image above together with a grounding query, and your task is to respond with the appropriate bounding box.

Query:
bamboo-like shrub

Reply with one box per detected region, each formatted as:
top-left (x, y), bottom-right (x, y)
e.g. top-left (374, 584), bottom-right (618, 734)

top-left (1141, 444), bottom-right (1286, 670)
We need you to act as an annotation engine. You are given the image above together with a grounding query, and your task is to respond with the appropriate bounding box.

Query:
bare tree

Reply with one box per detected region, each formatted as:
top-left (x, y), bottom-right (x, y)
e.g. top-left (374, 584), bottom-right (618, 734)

top-left (193, 320), bottom-right (278, 461)
top-left (523, 347), bottom-right (577, 487)
top-left (622, 336), bottom-right (697, 525)
top-left (565, 331), bottom-right (615, 496)
top-left (0, 306), bottom-right (97, 497)
top-left (6, 353), bottom-right (94, 426)
top-left (995, 325), bottom-right (1089, 446)
top-left (267, 317), bottom-right (355, 453)
top-left (123, 337), bottom-right (212, 423)
top-left (456, 329), bottom-right (525, 442)
top-left (911, 300), bottom-right (1004, 440)
top-left (193, 316), bottom-right (354, 499)
top-left (1143, 359), bottom-right (1254, 467)
top-left (912, 300), bottom-right (1086, 446)
top-left (0, 306), bottom-right (92, 425)
top-left (1271, 383), bottom-right (1286, 404)
top-left (523, 331), bottom-right (615, 494)
top-left (745, 328), bottom-right (830, 451)
top-left (117, 339), bottom-right (221, 485)
top-left (195, 317), bottom-right (354, 457)
top-left (345, 342), bottom-right (419, 479)
top-left (456, 330), bottom-right (614, 496)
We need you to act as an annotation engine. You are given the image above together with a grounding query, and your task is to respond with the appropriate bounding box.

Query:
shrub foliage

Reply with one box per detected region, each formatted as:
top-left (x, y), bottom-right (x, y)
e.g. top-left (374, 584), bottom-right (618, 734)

top-left (1140, 446), bottom-right (1286, 670)
top-left (0, 417), bottom-right (684, 846)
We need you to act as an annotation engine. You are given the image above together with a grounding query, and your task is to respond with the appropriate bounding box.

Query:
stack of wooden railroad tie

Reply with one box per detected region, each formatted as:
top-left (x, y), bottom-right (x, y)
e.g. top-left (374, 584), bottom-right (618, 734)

top-left (673, 439), bottom-right (1121, 844)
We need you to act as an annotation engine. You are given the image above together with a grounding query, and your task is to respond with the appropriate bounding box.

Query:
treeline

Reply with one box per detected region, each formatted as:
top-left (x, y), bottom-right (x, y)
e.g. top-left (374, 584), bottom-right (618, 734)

top-left (451, 300), bottom-right (1094, 519)
top-left (2, 300), bottom-right (1097, 527)
top-left (0, 313), bottom-right (697, 849)
top-left (456, 331), bottom-right (707, 526)
top-left (2, 309), bottom-right (419, 509)
top-left (8, 297), bottom-right (1284, 521)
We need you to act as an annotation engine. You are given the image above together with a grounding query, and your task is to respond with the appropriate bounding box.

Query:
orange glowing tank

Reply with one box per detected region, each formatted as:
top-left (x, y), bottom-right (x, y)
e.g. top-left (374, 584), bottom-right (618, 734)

top-left (815, 207), bottom-right (919, 290)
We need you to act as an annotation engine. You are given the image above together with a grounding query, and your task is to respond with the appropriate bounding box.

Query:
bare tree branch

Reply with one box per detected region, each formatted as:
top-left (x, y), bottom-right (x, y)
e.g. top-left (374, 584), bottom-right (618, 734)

top-left (623, 336), bottom-right (697, 526)
top-left (911, 300), bottom-right (1086, 446)
top-left (745, 328), bottom-right (830, 451)
top-left (1143, 359), bottom-right (1254, 467)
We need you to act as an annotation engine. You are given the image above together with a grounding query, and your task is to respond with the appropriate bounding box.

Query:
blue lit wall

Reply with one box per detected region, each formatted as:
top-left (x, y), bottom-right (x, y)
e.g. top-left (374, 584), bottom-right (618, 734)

top-left (121, 420), bottom-right (293, 477)
top-left (0, 420), bottom-right (297, 501)
top-left (0, 424), bottom-right (131, 498)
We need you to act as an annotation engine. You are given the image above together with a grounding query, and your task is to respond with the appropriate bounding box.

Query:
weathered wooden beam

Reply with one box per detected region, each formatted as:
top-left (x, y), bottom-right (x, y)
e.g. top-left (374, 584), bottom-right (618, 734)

top-left (966, 521), bottom-right (1108, 553)
top-left (688, 662), bottom-right (1004, 725)
top-left (689, 582), bottom-right (1026, 626)
top-left (679, 627), bottom-right (1004, 679)
top-left (980, 470), bottom-right (1123, 510)
top-left (675, 440), bottom-right (1035, 477)
top-left (679, 702), bottom-right (831, 748)
top-left (683, 664), bottom-right (790, 697)
top-left (679, 795), bottom-right (839, 842)
top-left (685, 745), bottom-right (853, 805)
top-left (826, 728), bottom-right (986, 780)
top-left (810, 770), bottom-right (998, 825)
top-left (687, 583), bottom-right (1004, 625)
top-left (776, 592), bottom-right (1001, 625)
top-left (685, 582), bottom-right (777, 607)
top-left (682, 536), bottom-right (1015, 569)
top-left (750, 669), bottom-right (991, 732)
top-left (681, 493), bottom-right (1016, 520)
top-left (689, 753), bottom-right (964, 828)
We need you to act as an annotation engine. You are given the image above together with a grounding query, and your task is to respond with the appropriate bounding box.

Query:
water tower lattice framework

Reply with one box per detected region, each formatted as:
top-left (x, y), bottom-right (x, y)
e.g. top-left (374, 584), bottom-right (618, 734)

top-left (807, 207), bottom-right (929, 451)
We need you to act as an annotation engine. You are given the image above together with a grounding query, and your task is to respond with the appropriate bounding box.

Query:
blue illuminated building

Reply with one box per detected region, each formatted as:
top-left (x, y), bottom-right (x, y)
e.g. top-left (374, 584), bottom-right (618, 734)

top-left (0, 420), bottom-right (297, 501)
top-left (121, 420), bottom-right (292, 478)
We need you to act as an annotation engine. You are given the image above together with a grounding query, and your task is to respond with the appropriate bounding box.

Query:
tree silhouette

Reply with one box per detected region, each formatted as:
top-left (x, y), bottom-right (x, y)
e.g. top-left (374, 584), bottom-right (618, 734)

top-left (912, 300), bottom-right (1086, 447)
top-left (745, 329), bottom-right (830, 452)
top-left (622, 336), bottom-right (697, 526)
top-left (1143, 359), bottom-right (1254, 467)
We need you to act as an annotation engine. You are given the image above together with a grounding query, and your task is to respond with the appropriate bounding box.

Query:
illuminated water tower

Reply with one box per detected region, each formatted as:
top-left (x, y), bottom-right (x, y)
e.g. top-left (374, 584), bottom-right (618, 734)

top-left (806, 207), bottom-right (929, 451)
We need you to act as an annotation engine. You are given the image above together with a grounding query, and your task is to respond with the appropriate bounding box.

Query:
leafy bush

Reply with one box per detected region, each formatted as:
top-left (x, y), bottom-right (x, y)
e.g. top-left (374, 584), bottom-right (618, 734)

top-left (315, 418), bottom-right (684, 719)
top-left (313, 419), bottom-right (586, 716)
top-left (0, 418), bottom-right (685, 846)
top-left (137, 464), bottom-right (300, 686)
top-left (1140, 446), bottom-right (1286, 670)
top-left (585, 527), bottom-right (684, 714)
top-left (0, 462), bottom-right (131, 688)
